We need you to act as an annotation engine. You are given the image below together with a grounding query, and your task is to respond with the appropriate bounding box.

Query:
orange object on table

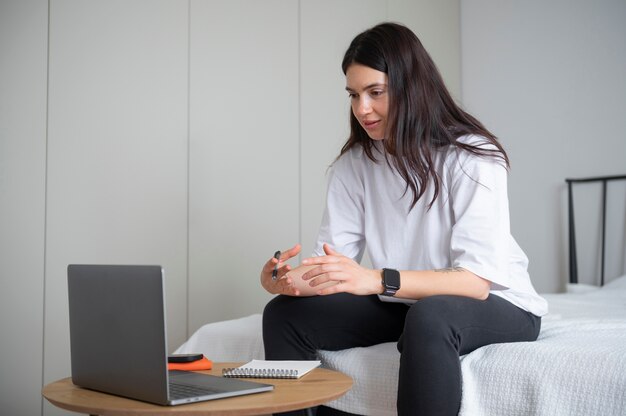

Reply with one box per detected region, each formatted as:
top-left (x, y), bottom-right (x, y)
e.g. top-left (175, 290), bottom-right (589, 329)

top-left (168, 357), bottom-right (213, 371)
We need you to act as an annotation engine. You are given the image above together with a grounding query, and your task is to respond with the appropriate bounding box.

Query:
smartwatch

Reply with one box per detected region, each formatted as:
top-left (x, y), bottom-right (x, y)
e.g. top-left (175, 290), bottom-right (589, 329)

top-left (381, 268), bottom-right (401, 297)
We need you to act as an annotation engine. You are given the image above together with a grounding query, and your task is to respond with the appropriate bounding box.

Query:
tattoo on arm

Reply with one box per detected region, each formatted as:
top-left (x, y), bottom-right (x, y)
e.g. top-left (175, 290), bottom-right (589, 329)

top-left (434, 267), bottom-right (464, 273)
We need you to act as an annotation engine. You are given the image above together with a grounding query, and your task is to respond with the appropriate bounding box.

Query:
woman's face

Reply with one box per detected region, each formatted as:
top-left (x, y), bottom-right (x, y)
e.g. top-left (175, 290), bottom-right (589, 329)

top-left (345, 64), bottom-right (389, 140)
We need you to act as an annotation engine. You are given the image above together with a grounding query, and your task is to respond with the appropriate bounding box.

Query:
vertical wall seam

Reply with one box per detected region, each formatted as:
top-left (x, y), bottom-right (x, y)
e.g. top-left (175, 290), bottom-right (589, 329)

top-left (40, 0), bottom-right (51, 414)
top-left (185, 0), bottom-right (192, 341)
top-left (458, 0), bottom-right (464, 103)
top-left (297, 0), bottom-right (302, 261)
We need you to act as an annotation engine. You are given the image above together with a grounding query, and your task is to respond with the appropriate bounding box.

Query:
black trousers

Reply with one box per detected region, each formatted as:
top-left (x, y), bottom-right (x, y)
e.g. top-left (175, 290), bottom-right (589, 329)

top-left (263, 293), bottom-right (541, 416)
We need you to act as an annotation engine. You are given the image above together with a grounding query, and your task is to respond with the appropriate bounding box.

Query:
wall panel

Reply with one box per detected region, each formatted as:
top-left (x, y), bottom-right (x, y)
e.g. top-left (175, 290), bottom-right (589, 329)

top-left (461, 0), bottom-right (626, 291)
top-left (188, 0), bottom-right (300, 331)
top-left (44, 2), bottom-right (189, 414)
top-left (0, 1), bottom-right (48, 415)
top-left (388, 0), bottom-right (461, 99)
top-left (299, 0), bottom-right (386, 260)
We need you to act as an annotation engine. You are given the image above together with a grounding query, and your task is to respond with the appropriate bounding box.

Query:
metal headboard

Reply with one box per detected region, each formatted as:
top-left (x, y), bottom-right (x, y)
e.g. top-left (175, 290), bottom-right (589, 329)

top-left (566, 174), bottom-right (626, 285)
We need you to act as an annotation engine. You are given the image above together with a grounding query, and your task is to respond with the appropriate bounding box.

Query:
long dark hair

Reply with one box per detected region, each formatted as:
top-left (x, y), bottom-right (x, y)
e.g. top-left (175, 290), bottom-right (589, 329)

top-left (340, 22), bottom-right (509, 209)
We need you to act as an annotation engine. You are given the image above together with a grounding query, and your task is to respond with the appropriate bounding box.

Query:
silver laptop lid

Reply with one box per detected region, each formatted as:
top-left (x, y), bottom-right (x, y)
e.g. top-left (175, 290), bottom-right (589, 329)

top-left (67, 264), bottom-right (170, 405)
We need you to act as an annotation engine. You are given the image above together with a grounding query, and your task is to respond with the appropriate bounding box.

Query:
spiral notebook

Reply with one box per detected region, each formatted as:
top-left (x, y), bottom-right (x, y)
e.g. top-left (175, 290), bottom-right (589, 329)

top-left (222, 360), bottom-right (321, 379)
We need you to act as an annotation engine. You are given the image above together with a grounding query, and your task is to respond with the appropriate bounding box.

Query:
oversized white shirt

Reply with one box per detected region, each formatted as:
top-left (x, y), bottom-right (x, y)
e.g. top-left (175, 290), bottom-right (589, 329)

top-left (313, 136), bottom-right (548, 317)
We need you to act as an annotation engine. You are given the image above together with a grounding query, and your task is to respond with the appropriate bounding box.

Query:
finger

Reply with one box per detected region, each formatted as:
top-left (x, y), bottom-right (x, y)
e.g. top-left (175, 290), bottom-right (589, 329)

top-left (281, 243), bottom-right (301, 261)
top-left (323, 243), bottom-right (340, 256)
top-left (276, 264), bottom-right (292, 280)
top-left (317, 281), bottom-right (345, 296)
top-left (267, 247), bottom-right (285, 265)
top-left (301, 264), bottom-right (342, 281)
top-left (278, 276), bottom-right (300, 296)
top-left (284, 283), bottom-right (300, 296)
top-left (301, 255), bottom-right (341, 266)
top-left (264, 244), bottom-right (300, 273)
top-left (309, 271), bottom-right (353, 289)
top-left (262, 257), bottom-right (278, 274)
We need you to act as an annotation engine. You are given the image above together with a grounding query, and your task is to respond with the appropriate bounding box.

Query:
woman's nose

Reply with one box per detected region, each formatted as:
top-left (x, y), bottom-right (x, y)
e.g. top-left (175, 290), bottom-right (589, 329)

top-left (354, 97), bottom-right (371, 116)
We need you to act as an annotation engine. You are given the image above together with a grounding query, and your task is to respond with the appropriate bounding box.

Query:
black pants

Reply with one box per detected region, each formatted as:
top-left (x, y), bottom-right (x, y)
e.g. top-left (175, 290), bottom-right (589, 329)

top-left (263, 293), bottom-right (541, 416)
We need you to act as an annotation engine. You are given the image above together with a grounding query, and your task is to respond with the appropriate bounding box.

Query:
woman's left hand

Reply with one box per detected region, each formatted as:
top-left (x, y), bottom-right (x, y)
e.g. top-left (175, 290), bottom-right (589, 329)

top-left (300, 243), bottom-right (382, 296)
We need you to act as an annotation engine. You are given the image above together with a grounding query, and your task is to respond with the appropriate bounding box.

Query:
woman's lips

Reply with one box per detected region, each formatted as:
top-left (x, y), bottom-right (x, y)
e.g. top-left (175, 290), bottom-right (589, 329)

top-left (361, 120), bottom-right (380, 130)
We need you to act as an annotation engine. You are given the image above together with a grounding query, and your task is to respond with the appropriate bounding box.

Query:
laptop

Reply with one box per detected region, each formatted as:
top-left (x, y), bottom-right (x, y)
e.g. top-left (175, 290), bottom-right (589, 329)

top-left (67, 264), bottom-right (273, 405)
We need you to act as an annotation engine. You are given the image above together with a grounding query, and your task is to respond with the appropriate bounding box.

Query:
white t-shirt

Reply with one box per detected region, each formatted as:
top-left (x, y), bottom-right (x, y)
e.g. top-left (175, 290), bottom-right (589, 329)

top-left (313, 135), bottom-right (548, 317)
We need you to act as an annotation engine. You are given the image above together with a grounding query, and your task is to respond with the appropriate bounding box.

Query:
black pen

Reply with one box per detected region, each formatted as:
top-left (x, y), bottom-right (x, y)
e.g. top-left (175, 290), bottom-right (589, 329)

top-left (271, 251), bottom-right (281, 280)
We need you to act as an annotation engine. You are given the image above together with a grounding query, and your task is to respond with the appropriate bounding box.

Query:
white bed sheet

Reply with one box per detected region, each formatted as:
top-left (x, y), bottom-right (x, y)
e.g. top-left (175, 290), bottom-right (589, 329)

top-left (176, 276), bottom-right (626, 416)
top-left (458, 279), bottom-right (626, 416)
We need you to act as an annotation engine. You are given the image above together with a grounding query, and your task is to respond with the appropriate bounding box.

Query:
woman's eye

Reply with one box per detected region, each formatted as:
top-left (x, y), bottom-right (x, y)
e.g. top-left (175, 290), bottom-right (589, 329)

top-left (370, 89), bottom-right (385, 97)
top-left (348, 93), bottom-right (357, 99)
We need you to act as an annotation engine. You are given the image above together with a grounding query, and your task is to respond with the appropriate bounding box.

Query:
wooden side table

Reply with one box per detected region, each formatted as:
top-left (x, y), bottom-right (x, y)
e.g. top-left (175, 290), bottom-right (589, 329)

top-left (42, 362), bottom-right (353, 415)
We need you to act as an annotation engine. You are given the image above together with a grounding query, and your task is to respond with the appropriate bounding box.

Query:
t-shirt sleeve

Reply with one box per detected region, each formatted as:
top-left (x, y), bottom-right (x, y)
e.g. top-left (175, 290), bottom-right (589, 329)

top-left (447, 149), bottom-right (511, 290)
top-left (314, 156), bottom-right (366, 262)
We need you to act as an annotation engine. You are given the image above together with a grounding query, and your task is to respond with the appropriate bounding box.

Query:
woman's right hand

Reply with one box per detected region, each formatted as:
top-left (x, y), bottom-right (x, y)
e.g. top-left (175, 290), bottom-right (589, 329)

top-left (260, 243), bottom-right (302, 296)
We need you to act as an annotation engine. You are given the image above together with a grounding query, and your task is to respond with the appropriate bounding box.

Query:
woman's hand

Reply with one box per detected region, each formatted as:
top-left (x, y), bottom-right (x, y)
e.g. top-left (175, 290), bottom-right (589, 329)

top-left (300, 244), bottom-right (382, 296)
top-left (283, 264), bottom-right (340, 296)
top-left (260, 243), bottom-right (302, 296)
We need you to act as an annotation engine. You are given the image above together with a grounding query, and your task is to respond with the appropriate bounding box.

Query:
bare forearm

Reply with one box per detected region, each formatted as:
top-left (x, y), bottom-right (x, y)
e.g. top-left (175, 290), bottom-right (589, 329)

top-left (300, 246), bottom-right (491, 299)
top-left (390, 268), bottom-right (491, 300)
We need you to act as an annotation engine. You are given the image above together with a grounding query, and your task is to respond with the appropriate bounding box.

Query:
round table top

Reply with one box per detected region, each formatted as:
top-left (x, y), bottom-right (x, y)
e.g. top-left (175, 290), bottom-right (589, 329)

top-left (42, 362), bottom-right (353, 416)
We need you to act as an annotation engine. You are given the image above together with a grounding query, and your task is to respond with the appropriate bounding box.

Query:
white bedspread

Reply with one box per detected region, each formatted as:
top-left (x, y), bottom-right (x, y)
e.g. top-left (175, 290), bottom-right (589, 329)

top-left (458, 284), bottom-right (626, 416)
top-left (176, 276), bottom-right (626, 416)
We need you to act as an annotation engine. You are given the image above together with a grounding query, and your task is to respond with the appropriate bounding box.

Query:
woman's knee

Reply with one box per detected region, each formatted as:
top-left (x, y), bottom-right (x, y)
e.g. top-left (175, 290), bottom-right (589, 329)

top-left (398, 296), bottom-right (459, 351)
top-left (262, 296), bottom-right (314, 359)
top-left (406, 296), bottom-right (458, 328)
top-left (262, 295), bottom-right (283, 323)
top-left (262, 295), bottom-right (298, 332)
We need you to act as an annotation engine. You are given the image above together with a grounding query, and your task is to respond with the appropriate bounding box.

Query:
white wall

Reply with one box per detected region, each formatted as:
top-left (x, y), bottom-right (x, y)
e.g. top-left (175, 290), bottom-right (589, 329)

top-left (461, 0), bottom-right (626, 292)
top-left (0, 1), bottom-right (48, 415)
top-left (0, 1), bottom-right (460, 415)
top-left (43, 4), bottom-right (190, 416)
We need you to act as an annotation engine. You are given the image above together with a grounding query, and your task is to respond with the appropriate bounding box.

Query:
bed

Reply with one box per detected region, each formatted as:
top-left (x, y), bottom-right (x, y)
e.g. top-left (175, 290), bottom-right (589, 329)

top-left (175, 175), bottom-right (626, 415)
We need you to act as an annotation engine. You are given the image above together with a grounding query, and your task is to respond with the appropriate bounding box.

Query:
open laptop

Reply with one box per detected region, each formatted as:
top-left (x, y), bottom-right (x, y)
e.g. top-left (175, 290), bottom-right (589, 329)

top-left (67, 264), bottom-right (273, 405)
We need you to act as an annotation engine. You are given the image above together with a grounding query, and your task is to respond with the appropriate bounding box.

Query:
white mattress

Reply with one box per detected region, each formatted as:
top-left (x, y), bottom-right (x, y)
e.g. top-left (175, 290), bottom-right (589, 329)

top-left (176, 275), bottom-right (626, 416)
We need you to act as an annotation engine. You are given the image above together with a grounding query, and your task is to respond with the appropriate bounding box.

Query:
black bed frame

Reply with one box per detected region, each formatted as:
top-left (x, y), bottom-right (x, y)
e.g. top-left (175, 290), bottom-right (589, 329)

top-left (566, 174), bottom-right (626, 285)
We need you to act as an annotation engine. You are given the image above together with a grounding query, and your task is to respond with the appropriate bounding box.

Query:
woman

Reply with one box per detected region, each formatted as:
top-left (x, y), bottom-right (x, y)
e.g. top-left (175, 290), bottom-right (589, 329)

top-left (260, 22), bottom-right (548, 416)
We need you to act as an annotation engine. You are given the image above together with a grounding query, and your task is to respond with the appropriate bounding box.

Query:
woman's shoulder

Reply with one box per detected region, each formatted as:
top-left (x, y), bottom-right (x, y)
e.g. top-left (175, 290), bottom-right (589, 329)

top-left (442, 134), bottom-right (503, 160)
top-left (454, 134), bottom-right (498, 150)
top-left (440, 134), bottom-right (507, 175)
top-left (327, 146), bottom-right (362, 185)
top-left (333, 143), bottom-right (381, 171)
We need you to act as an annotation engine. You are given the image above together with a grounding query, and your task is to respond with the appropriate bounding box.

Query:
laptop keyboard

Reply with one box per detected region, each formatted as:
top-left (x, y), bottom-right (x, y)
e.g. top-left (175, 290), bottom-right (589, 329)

top-left (169, 382), bottom-right (221, 400)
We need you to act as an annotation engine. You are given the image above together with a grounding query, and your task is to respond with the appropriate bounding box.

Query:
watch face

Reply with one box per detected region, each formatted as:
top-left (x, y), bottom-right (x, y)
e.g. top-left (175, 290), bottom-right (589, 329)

top-left (383, 268), bottom-right (400, 293)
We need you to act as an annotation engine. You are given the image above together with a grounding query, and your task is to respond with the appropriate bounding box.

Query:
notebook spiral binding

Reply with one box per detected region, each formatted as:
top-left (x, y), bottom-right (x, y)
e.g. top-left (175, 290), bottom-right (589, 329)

top-left (222, 367), bottom-right (300, 379)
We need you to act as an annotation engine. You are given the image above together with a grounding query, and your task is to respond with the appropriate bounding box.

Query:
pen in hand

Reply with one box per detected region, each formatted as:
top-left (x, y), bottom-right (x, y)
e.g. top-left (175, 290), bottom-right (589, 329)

top-left (271, 251), bottom-right (281, 280)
